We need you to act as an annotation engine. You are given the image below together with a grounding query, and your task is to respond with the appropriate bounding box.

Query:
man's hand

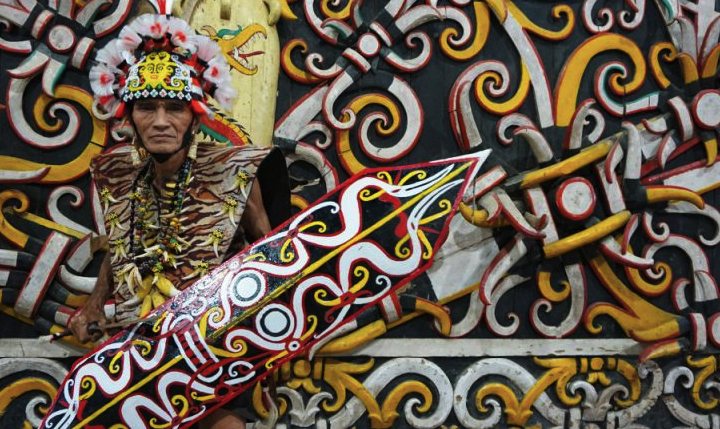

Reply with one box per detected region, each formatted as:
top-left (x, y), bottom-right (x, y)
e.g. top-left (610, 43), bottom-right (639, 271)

top-left (68, 250), bottom-right (112, 343)
top-left (68, 303), bottom-right (107, 343)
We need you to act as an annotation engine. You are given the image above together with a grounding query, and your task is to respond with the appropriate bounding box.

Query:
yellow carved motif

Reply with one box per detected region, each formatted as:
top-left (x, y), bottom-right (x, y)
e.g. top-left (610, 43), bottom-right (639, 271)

top-left (276, 357), bottom-right (441, 429)
top-left (703, 138), bottom-right (718, 167)
top-left (687, 355), bottom-right (718, 410)
top-left (475, 358), bottom-right (578, 425)
top-left (0, 378), bottom-right (58, 420)
top-left (677, 53), bottom-right (699, 84)
top-left (320, 0), bottom-right (356, 19)
top-left (476, 382), bottom-right (531, 426)
top-left (476, 62), bottom-right (530, 115)
top-left (414, 299), bottom-right (452, 336)
top-left (109, 351), bottom-right (125, 375)
top-left (286, 359), bottom-right (321, 393)
top-left (317, 320), bottom-right (388, 355)
top-left (0, 190), bottom-right (31, 249)
top-left (537, 271), bottom-right (571, 302)
top-left (585, 254), bottom-right (681, 342)
top-left (0, 86), bottom-right (107, 184)
top-left (458, 202), bottom-right (508, 227)
top-left (625, 260), bottom-right (672, 297)
top-left (281, 40), bottom-right (323, 84)
top-left (613, 359), bottom-right (641, 407)
top-left (520, 139), bottom-right (614, 188)
top-left (701, 45), bottom-right (720, 78)
top-left (257, 356), bottom-right (443, 427)
top-left (440, 2), bottom-right (490, 60)
top-left (337, 94), bottom-right (401, 175)
top-left (321, 358), bottom-right (377, 413)
top-left (275, 0), bottom-right (297, 20)
top-left (476, 357), bottom-right (642, 426)
top-left (12, 210), bottom-right (87, 239)
top-left (300, 220), bottom-right (328, 233)
top-left (646, 186), bottom-right (704, 208)
top-left (251, 381), bottom-right (281, 419)
top-left (507, 1), bottom-right (575, 40)
top-left (555, 34), bottom-right (646, 127)
top-left (376, 380), bottom-right (433, 428)
top-left (279, 237), bottom-right (297, 263)
top-left (543, 211), bottom-right (631, 259)
top-left (376, 170), bottom-right (394, 185)
top-left (484, 0), bottom-right (508, 22)
top-left (649, 42), bottom-right (677, 89)
top-left (290, 194), bottom-right (309, 211)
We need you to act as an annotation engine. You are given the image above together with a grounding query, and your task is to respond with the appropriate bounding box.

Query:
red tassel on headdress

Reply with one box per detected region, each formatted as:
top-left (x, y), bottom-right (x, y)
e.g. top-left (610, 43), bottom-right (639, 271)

top-left (191, 99), bottom-right (212, 117)
top-left (185, 55), bottom-right (200, 72)
top-left (148, 0), bottom-right (173, 15)
top-left (114, 102), bottom-right (126, 119)
top-left (99, 95), bottom-right (114, 106)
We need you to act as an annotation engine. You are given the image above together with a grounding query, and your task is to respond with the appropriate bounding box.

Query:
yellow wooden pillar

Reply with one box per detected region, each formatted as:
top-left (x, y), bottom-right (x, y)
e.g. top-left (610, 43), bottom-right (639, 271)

top-left (182, 0), bottom-right (284, 146)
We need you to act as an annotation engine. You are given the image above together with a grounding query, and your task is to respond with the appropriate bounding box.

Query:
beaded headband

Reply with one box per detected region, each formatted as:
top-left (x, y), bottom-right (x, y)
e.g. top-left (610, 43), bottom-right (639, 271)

top-left (89, 3), bottom-right (235, 118)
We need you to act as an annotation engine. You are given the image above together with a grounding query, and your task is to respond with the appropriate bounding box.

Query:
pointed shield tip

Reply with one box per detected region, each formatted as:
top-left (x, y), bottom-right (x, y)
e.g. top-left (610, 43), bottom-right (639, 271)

top-left (440, 149), bottom-right (492, 178)
top-left (441, 149), bottom-right (491, 165)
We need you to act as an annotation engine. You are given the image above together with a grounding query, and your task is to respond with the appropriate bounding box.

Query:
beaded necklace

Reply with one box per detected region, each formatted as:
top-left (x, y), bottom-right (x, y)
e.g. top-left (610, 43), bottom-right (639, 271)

top-left (128, 157), bottom-right (193, 285)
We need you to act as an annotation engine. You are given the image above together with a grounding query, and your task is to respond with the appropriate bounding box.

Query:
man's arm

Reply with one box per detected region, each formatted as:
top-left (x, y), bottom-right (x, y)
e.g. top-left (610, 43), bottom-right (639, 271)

top-left (240, 178), bottom-right (272, 243)
top-left (68, 251), bottom-right (111, 343)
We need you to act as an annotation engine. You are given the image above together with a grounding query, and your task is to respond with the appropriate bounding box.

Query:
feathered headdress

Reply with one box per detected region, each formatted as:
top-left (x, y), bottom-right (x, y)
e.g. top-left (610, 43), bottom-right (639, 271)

top-left (89, 0), bottom-right (235, 118)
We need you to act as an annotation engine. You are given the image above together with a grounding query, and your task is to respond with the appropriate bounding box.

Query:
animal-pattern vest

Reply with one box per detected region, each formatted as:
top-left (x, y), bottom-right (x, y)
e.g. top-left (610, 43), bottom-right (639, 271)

top-left (91, 143), bottom-right (273, 319)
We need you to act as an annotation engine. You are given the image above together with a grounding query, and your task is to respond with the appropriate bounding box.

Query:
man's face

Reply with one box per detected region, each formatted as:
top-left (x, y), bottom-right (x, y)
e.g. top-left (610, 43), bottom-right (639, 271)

top-left (131, 99), bottom-right (194, 155)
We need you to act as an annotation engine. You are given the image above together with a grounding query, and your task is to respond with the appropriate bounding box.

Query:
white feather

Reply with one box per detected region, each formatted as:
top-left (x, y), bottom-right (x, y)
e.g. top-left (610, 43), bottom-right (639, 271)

top-left (195, 34), bottom-right (221, 62)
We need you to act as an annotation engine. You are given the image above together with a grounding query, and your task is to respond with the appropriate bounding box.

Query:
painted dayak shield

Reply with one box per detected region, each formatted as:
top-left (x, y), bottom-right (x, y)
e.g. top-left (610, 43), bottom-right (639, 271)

top-left (40, 152), bottom-right (488, 429)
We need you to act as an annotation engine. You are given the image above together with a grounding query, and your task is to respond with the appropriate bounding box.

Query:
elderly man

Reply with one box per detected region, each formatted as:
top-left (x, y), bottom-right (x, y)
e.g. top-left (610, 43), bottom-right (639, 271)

top-left (68, 12), bottom-right (289, 429)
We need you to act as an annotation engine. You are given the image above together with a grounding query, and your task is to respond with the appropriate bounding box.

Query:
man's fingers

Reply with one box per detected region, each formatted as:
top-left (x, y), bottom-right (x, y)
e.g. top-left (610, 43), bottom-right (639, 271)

top-left (68, 318), bottom-right (86, 342)
top-left (67, 314), bottom-right (105, 344)
top-left (87, 322), bottom-right (104, 343)
top-left (87, 322), bottom-right (102, 336)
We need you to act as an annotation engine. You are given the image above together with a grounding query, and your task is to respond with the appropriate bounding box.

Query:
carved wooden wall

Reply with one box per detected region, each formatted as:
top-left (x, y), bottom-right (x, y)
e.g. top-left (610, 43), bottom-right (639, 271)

top-left (2, 0), bottom-right (720, 428)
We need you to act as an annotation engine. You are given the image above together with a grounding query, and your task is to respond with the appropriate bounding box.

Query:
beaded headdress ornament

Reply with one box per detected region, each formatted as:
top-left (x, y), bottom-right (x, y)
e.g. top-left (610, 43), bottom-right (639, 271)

top-left (89, 1), bottom-right (235, 118)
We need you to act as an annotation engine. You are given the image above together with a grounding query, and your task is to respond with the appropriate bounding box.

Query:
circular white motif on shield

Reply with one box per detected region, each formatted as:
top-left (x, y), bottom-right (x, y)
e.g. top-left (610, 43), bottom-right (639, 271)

top-left (556, 177), bottom-right (596, 221)
top-left (229, 270), bottom-right (266, 308)
top-left (256, 304), bottom-right (293, 341)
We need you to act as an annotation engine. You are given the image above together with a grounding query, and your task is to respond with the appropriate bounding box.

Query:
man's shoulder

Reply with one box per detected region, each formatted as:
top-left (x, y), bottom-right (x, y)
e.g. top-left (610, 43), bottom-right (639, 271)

top-left (196, 143), bottom-right (276, 172)
top-left (197, 142), bottom-right (273, 159)
top-left (90, 145), bottom-right (134, 175)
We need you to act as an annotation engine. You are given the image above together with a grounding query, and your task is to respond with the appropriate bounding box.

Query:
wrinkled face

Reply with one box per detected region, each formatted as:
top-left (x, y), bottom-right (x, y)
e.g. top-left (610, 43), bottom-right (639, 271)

top-left (131, 99), bottom-right (195, 156)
